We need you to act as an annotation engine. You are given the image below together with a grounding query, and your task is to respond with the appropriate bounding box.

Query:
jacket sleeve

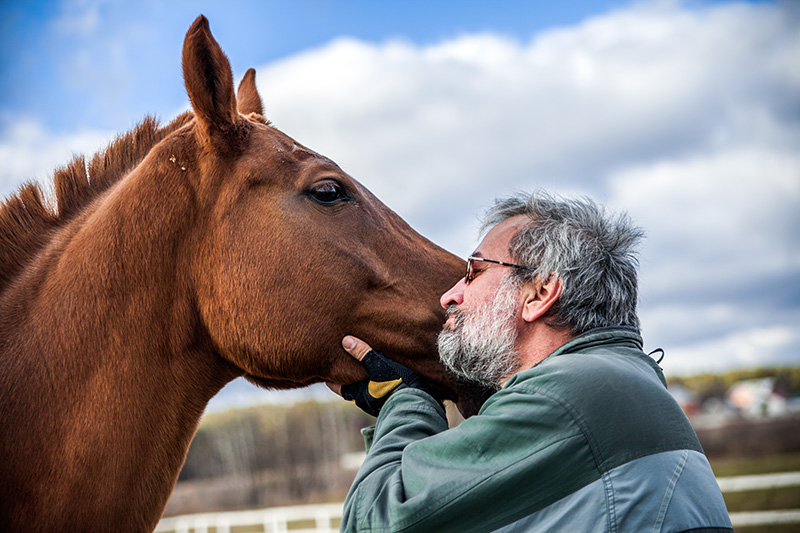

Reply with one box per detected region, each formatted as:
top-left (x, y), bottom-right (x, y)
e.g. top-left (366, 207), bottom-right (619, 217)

top-left (340, 386), bottom-right (595, 533)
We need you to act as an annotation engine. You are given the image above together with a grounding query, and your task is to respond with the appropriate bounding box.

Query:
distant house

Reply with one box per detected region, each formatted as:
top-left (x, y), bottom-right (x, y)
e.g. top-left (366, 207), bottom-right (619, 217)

top-left (727, 378), bottom-right (789, 418)
top-left (668, 384), bottom-right (703, 416)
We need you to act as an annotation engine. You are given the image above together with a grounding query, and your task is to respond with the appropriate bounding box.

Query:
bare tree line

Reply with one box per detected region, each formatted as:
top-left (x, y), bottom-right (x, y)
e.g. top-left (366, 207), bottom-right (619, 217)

top-left (164, 400), bottom-right (374, 515)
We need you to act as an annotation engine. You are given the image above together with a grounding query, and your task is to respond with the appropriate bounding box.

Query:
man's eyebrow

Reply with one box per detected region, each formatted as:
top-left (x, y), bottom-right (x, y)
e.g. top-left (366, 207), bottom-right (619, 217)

top-left (471, 251), bottom-right (483, 258)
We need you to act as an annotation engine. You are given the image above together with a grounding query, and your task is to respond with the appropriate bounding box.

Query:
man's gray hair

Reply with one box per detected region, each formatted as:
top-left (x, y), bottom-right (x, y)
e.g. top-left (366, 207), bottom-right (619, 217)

top-left (481, 191), bottom-right (645, 335)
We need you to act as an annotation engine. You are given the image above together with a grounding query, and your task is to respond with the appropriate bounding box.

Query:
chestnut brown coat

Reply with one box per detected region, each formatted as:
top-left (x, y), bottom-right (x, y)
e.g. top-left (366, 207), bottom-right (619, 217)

top-left (0, 16), bottom-right (484, 532)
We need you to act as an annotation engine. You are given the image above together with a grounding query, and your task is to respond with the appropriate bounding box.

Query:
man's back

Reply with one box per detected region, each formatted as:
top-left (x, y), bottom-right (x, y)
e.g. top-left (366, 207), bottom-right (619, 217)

top-left (489, 327), bottom-right (732, 532)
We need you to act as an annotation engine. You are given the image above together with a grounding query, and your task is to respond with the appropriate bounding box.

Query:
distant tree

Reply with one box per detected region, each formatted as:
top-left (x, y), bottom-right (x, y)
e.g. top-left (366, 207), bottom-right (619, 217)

top-left (175, 399), bottom-right (374, 511)
top-left (667, 366), bottom-right (800, 399)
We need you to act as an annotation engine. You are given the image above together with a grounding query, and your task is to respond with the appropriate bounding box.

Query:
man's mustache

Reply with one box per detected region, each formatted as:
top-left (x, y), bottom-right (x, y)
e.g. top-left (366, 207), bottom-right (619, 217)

top-left (442, 305), bottom-right (466, 332)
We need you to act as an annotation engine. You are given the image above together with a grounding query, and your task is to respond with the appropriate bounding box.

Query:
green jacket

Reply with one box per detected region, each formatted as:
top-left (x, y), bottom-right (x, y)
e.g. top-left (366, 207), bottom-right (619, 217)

top-left (341, 328), bottom-right (732, 532)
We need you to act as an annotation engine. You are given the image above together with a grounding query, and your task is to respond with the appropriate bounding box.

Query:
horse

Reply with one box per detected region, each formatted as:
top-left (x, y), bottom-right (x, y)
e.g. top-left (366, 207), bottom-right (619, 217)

top-left (0, 16), bottom-right (487, 532)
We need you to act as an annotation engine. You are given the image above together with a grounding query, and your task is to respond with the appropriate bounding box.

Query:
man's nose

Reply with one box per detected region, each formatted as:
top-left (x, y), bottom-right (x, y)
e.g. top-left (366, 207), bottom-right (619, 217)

top-left (440, 279), bottom-right (465, 309)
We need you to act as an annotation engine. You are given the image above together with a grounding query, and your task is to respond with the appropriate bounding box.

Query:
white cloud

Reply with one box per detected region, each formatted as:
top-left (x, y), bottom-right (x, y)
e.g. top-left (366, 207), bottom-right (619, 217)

top-left (2, 0), bottom-right (798, 378)
top-left (51, 0), bottom-right (110, 36)
top-left (612, 147), bottom-right (800, 298)
top-left (254, 1), bottom-right (799, 249)
top-left (0, 117), bottom-right (112, 198)
top-left (657, 325), bottom-right (800, 375)
top-left (250, 0), bottom-right (799, 374)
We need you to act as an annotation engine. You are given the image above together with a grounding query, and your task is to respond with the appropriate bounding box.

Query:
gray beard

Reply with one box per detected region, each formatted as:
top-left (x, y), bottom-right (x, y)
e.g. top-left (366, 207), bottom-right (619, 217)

top-left (437, 277), bottom-right (521, 388)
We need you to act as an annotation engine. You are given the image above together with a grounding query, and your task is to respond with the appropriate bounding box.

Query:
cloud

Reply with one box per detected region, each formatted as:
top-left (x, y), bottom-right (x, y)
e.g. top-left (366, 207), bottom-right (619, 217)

top-left (2, 0), bottom-right (798, 381)
top-left (655, 324), bottom-right (800, 374)
top-left (618, 144), bottom-right (800, 374)
top-left (0, 116), bottom-right (112, 198)
top-left (612, 147), bottom-right (800, 300)
top-left (51, 0), bottom-right (109, 36)
top-left (249, 0), bottom-right (800, 374)
top-left (254, 1), bottom-right (799, 246)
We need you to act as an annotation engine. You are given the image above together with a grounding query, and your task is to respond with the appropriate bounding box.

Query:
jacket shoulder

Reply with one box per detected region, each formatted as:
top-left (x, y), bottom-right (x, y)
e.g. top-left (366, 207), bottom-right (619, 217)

top-left (506, 347), bottom-right (703, 472)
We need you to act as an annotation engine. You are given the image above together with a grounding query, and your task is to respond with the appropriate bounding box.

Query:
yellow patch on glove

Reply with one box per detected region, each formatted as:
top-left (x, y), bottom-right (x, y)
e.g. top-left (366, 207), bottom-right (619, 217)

top-left (368, 378), bottom-right (403, 399)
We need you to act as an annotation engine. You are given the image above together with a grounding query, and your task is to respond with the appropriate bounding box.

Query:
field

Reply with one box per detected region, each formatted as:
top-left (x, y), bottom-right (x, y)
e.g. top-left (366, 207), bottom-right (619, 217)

top-left (700, 415), bottom-right (800, 533)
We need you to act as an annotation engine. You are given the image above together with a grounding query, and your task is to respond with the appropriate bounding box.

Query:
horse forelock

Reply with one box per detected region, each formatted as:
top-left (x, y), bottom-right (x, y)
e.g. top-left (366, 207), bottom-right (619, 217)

top-left (0, 111), bottom-right (194, 290)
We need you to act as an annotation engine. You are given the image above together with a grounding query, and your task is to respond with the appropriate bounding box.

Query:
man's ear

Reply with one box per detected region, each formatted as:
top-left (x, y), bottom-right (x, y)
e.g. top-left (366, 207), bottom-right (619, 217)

top-left (521, 275), bottom-right (563, 323)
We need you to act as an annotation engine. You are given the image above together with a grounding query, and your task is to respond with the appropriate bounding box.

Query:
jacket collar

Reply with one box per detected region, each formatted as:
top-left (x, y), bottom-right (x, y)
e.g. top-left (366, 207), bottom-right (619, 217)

top-left (546, 326), bottom-right (643, 359)
top-left (502, 327), bottom-right (647, 390)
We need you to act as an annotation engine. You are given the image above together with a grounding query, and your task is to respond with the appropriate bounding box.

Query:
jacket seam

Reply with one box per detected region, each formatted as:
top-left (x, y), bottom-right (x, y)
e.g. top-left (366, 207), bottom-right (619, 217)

top-left (350, 461), bottom-right (404, 533)
top-left (651, 449), bottom-right (689, 533)
top-left (602, 470), bottom-right (617, 533)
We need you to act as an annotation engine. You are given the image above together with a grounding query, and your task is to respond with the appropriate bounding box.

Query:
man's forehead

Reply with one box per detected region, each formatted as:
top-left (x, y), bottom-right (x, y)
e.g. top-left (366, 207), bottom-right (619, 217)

top-left (474, 216), bottom-right (529, 256)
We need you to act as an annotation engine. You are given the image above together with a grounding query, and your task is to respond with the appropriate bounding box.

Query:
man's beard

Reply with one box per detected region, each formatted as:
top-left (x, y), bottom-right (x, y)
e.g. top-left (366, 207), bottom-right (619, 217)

top-left (437, 277), bottom-right (521, 388)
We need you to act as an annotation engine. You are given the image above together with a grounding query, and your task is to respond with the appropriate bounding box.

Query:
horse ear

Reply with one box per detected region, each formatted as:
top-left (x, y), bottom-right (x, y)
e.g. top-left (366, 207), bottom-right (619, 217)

top-left (237, 68), bottom-right (264, 116)
top-left (182, 15), bottom-right (237, 134)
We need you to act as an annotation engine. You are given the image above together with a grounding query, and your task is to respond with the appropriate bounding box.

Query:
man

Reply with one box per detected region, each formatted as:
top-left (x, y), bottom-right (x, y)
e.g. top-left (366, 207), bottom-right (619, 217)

top-left (329, 192), bottom-right (732, 532)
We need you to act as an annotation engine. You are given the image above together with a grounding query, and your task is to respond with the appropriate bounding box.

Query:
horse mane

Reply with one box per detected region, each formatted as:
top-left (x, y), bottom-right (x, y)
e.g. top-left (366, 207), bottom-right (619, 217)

top-left (0, 112), bottom-right (194, 290)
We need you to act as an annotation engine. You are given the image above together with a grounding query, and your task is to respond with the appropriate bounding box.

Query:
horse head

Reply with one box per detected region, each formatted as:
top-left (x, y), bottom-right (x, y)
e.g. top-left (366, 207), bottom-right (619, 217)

top-left (179, 16), bottom-right (486, 415)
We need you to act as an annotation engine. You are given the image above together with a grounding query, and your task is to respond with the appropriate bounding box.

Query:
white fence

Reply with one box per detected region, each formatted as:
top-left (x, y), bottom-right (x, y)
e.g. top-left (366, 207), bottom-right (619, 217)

top-left (154, 502), bottom-right (343, 533)
top-left (155, 472), bottom-right (800, 532)
top-left (720, 471), bottom-right (800, 528)
top-left (717, 471), bottom-right (800, 492)
top-left (730, 510), bottom-right (800, 527)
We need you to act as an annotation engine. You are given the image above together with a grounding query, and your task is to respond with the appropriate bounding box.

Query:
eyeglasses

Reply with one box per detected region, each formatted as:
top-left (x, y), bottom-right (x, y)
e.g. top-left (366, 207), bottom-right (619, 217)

top-left (465, 256), bottom-right (533, 284)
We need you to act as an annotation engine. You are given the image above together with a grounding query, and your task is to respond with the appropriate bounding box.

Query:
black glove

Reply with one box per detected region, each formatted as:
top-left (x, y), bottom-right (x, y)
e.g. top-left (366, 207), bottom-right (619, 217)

top-left (341, 349), bottom-right (430, 417)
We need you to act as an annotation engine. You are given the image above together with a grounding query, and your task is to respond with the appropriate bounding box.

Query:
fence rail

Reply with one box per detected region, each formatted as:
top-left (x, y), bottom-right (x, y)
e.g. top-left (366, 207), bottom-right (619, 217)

top-left (155, 502), bottom-right (343, 533)
top-left (720, 471), bottom-right (800, 528)
top-left (155, 472), bottom-right (800, 532)
top-left (717, 471), bottom-right (800, 492)
top-left (730, 510), bottom-right (800, 527)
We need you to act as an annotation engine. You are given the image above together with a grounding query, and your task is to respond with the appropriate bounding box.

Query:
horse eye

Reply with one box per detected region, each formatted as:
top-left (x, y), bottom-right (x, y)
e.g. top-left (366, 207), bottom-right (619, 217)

top-left (308, 181), bottom-right (348, 205)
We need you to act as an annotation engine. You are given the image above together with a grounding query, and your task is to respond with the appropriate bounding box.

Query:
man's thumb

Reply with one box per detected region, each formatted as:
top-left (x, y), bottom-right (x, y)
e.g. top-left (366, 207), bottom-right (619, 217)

top-left (342, 336), bottom-right (372, 361)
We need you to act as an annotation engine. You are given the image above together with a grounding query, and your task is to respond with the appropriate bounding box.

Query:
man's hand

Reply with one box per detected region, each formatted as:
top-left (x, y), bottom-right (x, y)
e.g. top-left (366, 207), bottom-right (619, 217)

top-left (328, 336), bottom-right (431, 417)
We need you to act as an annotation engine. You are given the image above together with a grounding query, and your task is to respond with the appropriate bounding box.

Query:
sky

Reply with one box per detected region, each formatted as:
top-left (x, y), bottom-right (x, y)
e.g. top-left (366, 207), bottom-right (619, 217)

top-left (1, 0), bottom-right (798, 412)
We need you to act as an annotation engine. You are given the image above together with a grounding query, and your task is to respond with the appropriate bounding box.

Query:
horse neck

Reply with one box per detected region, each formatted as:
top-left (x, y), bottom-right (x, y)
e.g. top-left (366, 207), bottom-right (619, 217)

top-left (0, 161), bottom-right (240, 529)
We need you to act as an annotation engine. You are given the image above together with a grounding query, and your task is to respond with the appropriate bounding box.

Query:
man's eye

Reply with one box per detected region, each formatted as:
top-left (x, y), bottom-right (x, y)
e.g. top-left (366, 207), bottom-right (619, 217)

top-left (308, 181), bottom-right (348, 205)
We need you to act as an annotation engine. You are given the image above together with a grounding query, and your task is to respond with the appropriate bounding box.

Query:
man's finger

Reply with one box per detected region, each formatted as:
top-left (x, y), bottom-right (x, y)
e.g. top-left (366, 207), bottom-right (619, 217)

top-left (342, 335), bottom-right (373, 361)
